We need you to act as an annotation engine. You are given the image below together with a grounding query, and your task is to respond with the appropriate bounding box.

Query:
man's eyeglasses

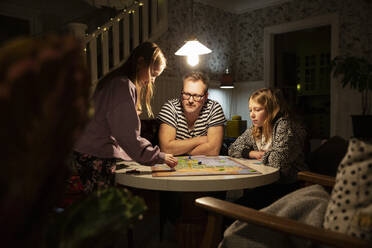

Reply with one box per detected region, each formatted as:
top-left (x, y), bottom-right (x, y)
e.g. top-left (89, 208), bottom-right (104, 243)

top-left (181, 91), bottom-right (205, 102)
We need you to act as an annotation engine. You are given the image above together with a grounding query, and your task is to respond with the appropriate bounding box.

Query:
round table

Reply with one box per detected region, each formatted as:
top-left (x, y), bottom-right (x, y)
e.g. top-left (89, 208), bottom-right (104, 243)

top-left (115, 157), bottom-right (280, 248)
top-left (115, 157), bottom-right (279, 192)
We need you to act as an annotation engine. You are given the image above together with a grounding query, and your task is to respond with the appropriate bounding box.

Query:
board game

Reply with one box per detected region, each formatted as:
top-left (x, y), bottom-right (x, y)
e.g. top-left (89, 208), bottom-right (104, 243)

top-left (151, 155), bottom-right (262, 177)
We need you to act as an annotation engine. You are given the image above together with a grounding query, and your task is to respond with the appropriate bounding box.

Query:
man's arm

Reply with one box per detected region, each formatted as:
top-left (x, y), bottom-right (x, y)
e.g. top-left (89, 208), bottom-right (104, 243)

top-left (189, 125), bottom-right (224, 156)
top-left (158, 123), bottom-right (207, 155)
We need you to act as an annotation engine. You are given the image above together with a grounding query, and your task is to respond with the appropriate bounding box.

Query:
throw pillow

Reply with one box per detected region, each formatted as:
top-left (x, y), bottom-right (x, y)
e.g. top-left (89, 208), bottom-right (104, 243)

top-left (323, 138), bottom-right (372, 241)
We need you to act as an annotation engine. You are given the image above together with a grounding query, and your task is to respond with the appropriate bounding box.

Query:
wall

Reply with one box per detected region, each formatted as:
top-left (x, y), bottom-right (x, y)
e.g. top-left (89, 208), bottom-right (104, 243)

top-left (3, 0), bottom-right (370, 138)
top-left (229, 0), bottom-right (371, 138)
top-left (156, 0), bottom-right (235, 80)
top-left (146, 0), bottom-right (236, 121)
top-left (153, 0), bottom-right (372, 139)
top-left (233, 0), bottom-right (371, 82)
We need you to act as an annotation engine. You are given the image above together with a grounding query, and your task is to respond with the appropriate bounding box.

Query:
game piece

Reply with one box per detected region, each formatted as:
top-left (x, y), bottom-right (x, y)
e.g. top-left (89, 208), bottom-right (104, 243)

top-left (198, 161), bottom-right (202, 165)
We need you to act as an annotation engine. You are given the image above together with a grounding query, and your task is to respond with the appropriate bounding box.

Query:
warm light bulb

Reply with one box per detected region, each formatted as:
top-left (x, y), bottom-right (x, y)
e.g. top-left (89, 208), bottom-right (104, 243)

top-left (187, 54), bottom-right (199, 66)
top-left (220, 85), bottom-right (234, 89)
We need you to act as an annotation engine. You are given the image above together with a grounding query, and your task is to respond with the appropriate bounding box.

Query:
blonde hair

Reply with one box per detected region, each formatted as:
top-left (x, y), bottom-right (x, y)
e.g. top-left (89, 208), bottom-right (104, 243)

top-left (250, 88), bottom-right (290, 142)
top-left (134, 45), bottom-right (166, 117)
top-left (97, 42), bottom-right (166, 117)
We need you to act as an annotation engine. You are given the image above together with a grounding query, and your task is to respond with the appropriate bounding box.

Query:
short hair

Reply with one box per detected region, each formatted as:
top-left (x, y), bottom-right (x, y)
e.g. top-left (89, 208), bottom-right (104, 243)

top-left (182, 71), bottom-right (209, 92)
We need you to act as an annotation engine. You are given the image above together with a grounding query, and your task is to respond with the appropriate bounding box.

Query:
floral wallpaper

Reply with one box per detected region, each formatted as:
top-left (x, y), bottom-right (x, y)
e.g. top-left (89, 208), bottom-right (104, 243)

top-left (232, 0), bottom-right (371, 81)
top-left (157, 0), bottom-right (371, 82)
top-left (156, 0), bottom-right (234, 81)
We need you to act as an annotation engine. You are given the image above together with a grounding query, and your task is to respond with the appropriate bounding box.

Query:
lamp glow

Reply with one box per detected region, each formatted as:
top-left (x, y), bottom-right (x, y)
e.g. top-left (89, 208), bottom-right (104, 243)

top-left (175, 39), bottom-right (211, 66)
top-left (187, 54), bottom-right (199, 67)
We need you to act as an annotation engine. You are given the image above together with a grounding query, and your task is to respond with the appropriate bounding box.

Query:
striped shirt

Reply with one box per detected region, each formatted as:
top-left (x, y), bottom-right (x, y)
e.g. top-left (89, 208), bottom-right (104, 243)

top-left (157, 98), bottom-right (226, 140)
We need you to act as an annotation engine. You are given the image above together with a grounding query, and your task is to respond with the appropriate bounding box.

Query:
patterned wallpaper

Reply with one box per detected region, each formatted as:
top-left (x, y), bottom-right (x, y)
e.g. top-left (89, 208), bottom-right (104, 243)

top-left (156, 0), bottom-right (234, 81)
top-left (152, 0), bottom-right (371, 137)
top-left (232, 0), bottom-right (371, 82)
top-left (157, 0), bottom-right (371, 82)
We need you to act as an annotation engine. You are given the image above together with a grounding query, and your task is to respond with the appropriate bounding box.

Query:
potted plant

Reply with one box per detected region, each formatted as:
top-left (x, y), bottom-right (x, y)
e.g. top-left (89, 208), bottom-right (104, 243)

top-left (332, 56), bottom-right (372, 138)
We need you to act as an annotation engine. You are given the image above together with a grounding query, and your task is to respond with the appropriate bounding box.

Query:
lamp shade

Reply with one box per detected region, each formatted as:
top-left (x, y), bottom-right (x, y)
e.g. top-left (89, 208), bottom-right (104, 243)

top-left (220, 68), bottom-right (234, 89)
top-left (175, 40), bottom-right (212, 56)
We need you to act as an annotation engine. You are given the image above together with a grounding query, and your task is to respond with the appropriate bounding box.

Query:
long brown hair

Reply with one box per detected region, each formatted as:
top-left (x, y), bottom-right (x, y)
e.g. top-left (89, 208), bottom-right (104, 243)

top-left (250, 88), bottom-right (290, 142)
top-left (96, 42), bottom-right (166, 117)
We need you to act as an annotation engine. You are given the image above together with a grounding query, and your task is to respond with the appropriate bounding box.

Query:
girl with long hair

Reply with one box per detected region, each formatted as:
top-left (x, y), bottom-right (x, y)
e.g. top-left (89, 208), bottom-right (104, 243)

top-left (74, 42), bottom-right (177, 193)
top-left (228, 88), bottom-right (308, 208)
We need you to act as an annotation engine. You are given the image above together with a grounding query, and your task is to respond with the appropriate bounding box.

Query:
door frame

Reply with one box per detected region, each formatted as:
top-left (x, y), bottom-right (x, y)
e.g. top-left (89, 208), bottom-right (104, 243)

top-left (263, 13), bottom-right (339, 136)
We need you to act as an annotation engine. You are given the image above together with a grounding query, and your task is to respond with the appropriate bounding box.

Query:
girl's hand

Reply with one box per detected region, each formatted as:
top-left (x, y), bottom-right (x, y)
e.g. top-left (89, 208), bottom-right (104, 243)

top-left (164, 154), bottom-right (178, 168)
top-left (249, 151), bottom-right (265, 160)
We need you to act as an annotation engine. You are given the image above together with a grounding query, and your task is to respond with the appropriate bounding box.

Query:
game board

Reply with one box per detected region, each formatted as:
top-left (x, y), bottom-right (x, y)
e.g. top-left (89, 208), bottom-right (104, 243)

top-left (151, 155), bottom-right (262, 177)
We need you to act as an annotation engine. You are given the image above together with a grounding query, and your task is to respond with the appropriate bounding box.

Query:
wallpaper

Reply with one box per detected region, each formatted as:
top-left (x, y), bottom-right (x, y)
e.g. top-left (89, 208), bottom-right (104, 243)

top-left (232, 0), bottom-right (371, 82)
top-left (158, 0), bottom-right (371, 82)
top-left (156, 0), bottom-right (234, 81)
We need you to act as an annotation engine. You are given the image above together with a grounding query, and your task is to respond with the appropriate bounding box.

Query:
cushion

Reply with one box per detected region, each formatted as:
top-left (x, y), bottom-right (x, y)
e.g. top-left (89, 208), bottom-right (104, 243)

top-left (323, 138), bottom-right (372, 241)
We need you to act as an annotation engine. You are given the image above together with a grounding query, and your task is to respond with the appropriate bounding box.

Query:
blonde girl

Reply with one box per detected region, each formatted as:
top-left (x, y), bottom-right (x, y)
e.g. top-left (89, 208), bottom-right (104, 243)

top-left (74, 42), bottom-right (177, 193)
top-left (228, 88), bottom-right (308, 208)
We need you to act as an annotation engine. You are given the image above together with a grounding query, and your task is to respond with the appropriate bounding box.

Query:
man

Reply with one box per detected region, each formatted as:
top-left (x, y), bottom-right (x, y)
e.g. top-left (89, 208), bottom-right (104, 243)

top-left (157, 71), bottom-right (226, 155)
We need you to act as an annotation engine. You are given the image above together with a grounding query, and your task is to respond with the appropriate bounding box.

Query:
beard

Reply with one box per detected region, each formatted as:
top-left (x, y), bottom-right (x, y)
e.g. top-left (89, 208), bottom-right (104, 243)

top-left (183, 101), bottom-right (203, 117)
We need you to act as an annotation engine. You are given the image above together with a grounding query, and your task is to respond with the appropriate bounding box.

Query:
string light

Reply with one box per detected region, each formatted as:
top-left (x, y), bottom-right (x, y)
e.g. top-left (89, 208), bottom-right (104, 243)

top-left (85, 1), bottom-right (144, 41)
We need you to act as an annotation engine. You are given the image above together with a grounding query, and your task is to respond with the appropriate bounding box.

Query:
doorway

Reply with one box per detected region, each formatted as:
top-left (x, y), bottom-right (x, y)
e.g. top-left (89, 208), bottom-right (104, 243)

top-left (264, 14), bottom-right (339, 140)
top-left (274, 25), bottom-right (331, 139)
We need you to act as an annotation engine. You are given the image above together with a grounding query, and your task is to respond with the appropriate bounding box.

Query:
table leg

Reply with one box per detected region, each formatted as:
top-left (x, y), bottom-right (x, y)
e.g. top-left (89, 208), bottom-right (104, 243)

top-left (176, 191), bottom-right (225, 248)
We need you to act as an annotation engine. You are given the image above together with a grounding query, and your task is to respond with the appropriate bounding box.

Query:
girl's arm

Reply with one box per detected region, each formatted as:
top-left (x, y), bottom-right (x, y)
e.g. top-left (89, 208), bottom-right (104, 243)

top-left (228, 127), bottom-right (256, 158)
top-left (108, 79), bottom-right (165, 165)
top-left (262, 119), bottom-right (306, 178)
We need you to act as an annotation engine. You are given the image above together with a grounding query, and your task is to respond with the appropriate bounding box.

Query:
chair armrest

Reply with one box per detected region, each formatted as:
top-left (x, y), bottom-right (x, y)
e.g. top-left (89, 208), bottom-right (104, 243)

top-left (195, 197), bottom-right (370, 248)
top-left (298, 171), bottom-right (336, 187)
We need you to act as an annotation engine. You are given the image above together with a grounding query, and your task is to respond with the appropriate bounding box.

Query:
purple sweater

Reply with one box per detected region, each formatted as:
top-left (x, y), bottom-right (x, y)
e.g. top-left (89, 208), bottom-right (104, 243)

top-left (74, 76), bottom-right (165, 165)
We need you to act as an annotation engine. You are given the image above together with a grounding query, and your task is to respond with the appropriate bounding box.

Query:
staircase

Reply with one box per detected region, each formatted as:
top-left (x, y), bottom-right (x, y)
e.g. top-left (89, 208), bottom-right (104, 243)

top-left (68, 0), bottom-right (168, 93)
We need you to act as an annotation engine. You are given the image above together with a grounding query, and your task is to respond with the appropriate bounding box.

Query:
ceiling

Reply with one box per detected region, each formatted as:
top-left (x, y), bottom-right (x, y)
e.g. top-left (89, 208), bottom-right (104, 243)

top-left (195, 0), bottom-right (292, 14)
top-left (82, 0), bottom-right (293, 14)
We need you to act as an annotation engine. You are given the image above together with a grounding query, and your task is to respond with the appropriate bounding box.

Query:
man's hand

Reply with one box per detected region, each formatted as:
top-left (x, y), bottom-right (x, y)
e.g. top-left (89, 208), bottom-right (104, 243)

top-left (189, 125), bottom-right (224, 156)
top-left (159, 123), bottom-right (208, 155)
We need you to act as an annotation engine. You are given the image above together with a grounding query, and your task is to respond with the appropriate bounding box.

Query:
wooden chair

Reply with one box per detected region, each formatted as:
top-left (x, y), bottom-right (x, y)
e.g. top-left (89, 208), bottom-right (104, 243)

top-left (195, 171), bottom-right (371, 248)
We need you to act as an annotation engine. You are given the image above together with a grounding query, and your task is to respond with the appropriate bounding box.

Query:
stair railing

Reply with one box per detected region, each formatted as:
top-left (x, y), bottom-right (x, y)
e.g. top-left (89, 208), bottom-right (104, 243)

top-left (68, 0), bottom-right (168, 94)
